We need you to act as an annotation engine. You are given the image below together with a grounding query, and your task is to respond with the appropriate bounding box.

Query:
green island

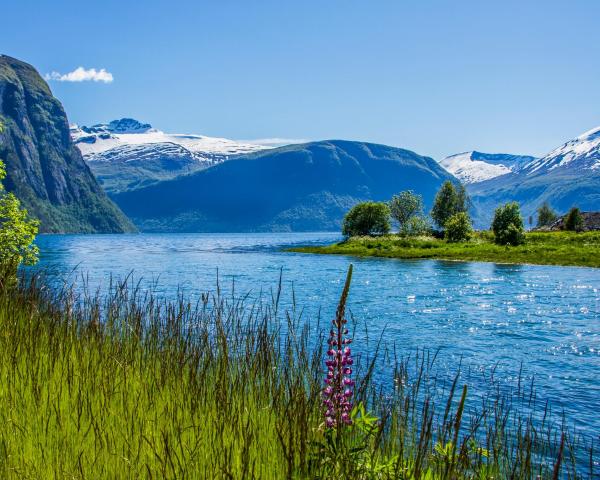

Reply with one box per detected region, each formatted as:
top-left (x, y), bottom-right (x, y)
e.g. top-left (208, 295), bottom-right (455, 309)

top-left (290, 231), bottom-right (600, 268)
top-left (291, 182), bottom-right (600, 268)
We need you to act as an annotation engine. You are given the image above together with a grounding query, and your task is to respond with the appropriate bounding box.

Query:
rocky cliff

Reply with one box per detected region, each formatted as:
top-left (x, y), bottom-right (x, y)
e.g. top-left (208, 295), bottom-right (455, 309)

top-left (0, 55), bottom-right (135, 233)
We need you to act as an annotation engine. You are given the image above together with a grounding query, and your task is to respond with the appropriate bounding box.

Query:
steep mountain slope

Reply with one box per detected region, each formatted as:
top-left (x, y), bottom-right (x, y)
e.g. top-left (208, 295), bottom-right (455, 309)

top-left (469, 126), bottom-right (600, 228)
top-left (0, 55), bottom-right (135, 233)
top-left (521, 126), bottom-right (600, 174)
top-left (440, 151), bottom-right (536, 184)
top-left (72, 119), bottom-right (269, 192)
top-left (83, 142), bottom-right (208, 193)
top-left (113, 140), bottom-right (455, 232)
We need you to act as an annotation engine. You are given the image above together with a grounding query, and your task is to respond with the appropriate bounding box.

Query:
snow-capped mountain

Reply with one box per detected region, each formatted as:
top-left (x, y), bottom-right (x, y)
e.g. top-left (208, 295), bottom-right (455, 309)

top-left (70, 119), bottom-right (271, 193)
top-left (468, 125), bottom-right (600, 228)
top-left (71, 118), bottom-right (268, 161)
top-left (88, 142), bottom-right (200, 165)
top-left (440, 151), bottom-right (536, 184)
top-left (522, 126), bottom-right (600, 174)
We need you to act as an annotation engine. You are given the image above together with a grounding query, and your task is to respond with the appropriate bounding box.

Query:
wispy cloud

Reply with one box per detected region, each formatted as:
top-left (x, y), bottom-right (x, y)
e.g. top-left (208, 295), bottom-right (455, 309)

top-left (44, 67), bottom-right (114, 83)
top-left (242, 138), bottom-right (309, 147)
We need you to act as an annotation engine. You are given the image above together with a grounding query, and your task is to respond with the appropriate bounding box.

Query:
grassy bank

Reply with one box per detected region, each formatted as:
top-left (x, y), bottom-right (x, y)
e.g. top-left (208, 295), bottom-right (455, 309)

top-left (0, 272), bottom-right (594, 478)
top-left (290, 231), bottom-right (600, 268)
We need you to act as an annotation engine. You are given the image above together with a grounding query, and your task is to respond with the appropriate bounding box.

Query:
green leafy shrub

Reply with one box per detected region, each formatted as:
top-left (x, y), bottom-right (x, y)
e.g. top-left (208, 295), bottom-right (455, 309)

top-left (342, 202), bottom-right (390, 237)
top-left (0, 121), bottom-right (39, 276)
top-left (492, 202), bottom-right (525, 246)
top-left (403, 215), bottom-right (432, 236)
top-left (564, 207), bottom-right (584, 232)
top-left (444, 212), bottom-right (473, 243)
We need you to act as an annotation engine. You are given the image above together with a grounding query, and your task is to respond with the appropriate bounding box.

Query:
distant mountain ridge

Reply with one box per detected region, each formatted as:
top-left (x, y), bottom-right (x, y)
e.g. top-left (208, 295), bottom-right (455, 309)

top-left (65, 113), bottom-right (600, 233)
top-left (469, 125), bottom-right (600, 228)
top-left (73, 118), bottom-right (153, 139)
top-left (521, 126), bottom-right (600, 174)
top-left (112, 140), bottom-right (456, 232)
top-left (71, 118), bottom-right (270, 193)
top-left (440, 151), bottom-right (536, 184)
top-left (0, 55), bottom-right (135, 233)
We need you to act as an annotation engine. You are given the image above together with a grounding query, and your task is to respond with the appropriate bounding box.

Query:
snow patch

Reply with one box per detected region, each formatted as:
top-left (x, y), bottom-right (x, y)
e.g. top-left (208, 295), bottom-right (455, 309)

top-left (439, 152), bottom-right (512, 183)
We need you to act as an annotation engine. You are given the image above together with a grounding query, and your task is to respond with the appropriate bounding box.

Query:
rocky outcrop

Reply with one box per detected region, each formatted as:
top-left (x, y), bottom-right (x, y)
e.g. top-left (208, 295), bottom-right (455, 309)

top-left (0, 55), bottom-right (135, 233)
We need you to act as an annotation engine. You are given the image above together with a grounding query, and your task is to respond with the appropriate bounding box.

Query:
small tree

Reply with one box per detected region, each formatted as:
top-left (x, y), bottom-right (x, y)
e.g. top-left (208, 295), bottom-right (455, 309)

top-left (0, 121), bottom-right (39, 276)
top-left (389, 191), bottom-right (423, 233)
top-left (431, 181), bottom-right (470, 230)
top-left (564, 207), bottom-right (584, 232)
top-left (342, 202), bottom-right (391, 238)
top-left (491, 202), bottom-right (525, 246)
top-left (537, 202), bottom-right (557, 227)
top-left (444, 212), bottom-right (472, 243)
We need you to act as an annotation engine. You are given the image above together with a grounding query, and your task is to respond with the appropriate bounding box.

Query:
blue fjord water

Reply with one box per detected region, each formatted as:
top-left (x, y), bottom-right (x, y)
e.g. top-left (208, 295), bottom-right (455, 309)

top-left (32, 232), bottom-right (600, 440)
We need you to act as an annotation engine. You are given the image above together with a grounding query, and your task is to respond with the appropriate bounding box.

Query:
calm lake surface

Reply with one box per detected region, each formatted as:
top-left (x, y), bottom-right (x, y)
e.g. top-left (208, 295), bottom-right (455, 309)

top-left (32, 232), bottom-right (600, 440)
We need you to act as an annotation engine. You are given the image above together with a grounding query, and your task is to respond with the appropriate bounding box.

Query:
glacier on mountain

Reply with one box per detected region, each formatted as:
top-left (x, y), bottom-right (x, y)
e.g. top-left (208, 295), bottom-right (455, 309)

top-left (70, 118), bottom-right (269, 161)
top-left (439, 151), bottom-right (536, 183)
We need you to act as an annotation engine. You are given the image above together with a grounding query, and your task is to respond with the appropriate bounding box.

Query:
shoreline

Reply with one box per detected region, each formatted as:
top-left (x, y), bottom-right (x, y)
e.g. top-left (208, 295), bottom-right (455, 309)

top-left (288, 231), bottom-right (600, 269)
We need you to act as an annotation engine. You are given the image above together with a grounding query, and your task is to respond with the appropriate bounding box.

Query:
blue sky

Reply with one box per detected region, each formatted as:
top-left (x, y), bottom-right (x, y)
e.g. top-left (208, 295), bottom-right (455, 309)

top-left (3, 0), bottom-right (599, 158)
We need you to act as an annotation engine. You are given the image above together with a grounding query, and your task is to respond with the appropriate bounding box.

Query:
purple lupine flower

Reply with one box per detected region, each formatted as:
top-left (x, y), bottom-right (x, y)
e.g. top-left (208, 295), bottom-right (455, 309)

top-left (322, 265), bottom-right (355, 429)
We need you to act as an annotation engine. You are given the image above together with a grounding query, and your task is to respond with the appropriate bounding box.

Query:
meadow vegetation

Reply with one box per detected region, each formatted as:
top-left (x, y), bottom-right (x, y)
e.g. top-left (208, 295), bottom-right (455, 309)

top-left (291, 231), bottom-right (600, 268)
top-left (0, 266), bottom-right (595, 478)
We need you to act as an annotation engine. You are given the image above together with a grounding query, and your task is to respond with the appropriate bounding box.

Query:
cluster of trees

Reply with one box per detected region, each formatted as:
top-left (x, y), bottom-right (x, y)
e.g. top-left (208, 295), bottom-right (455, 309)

top-left (342, 181), bottom-right (474, 241)
top-left (342, 181), bottom-right (588, 245)
top-left (342, 181), bottom-right (475, 242)
top-left (0, 120), bottom-right (38, 279)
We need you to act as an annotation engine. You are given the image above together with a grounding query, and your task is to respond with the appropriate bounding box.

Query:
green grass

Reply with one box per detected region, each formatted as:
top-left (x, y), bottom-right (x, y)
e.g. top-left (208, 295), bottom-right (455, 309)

top-left (0, 271), bottom-right (594, 478)
top-left (290, 231), bottom-right (600, 268)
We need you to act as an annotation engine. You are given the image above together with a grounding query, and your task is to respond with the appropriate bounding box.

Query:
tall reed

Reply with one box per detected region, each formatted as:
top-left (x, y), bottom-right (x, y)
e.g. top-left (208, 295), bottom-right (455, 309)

top-left (0, 269), bottom-right (594, 478)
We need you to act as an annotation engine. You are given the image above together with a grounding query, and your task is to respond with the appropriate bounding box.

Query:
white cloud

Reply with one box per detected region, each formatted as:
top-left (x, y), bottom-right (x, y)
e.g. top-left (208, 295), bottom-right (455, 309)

top-left (44, 67), bottom-right (114, 83)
